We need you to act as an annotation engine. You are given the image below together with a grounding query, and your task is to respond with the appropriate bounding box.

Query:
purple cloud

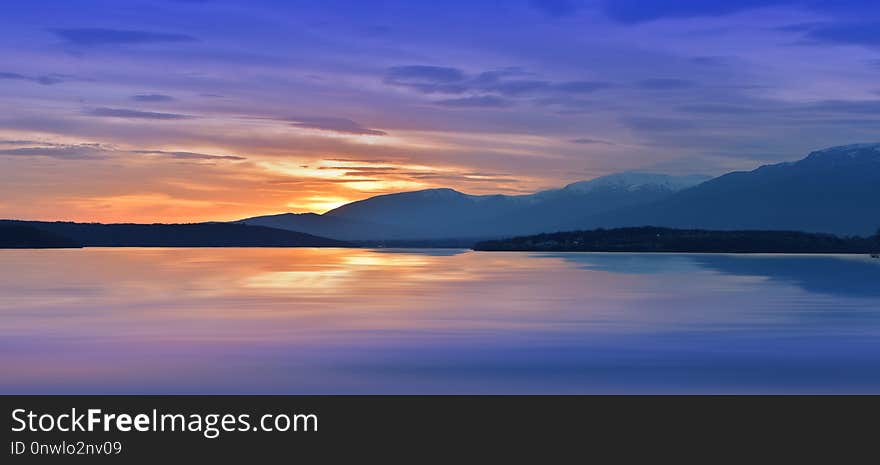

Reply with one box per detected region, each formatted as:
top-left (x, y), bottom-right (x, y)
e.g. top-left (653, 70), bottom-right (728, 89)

top-left (131, 94), bottom-right (175, 102)
top-left (289, 117), bottom-right (387, 136)
top-left (435, 96), bottom-right (513, 108)
top-left (86, 107), bottom-right (193, 120)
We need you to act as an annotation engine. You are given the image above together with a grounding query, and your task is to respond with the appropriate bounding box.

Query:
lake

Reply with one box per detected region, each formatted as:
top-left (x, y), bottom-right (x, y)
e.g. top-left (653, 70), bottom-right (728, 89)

top-left (2, 248), bottom-right (880, 394)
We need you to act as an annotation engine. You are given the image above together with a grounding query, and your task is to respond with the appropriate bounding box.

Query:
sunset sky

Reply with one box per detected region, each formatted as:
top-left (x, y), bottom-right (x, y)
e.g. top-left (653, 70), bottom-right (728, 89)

top-left (2, 0), bottom-right (880, 222)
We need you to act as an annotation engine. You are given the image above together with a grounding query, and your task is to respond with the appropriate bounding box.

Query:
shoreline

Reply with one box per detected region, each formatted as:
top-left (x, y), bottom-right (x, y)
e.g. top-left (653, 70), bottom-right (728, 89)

top-left (1, 245), bottom-right (879, 258)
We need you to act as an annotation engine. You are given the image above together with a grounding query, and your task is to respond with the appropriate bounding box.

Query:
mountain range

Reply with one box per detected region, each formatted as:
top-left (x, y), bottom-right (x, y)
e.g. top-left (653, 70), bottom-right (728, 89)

top-left (4, 143), bottom-right (878, 248)
top-left (581, 144), bottom-right (880, 236)
top-left (241, 143), bottom-right (880, 240)
top-left (240, 172), bottom-right (711, 240)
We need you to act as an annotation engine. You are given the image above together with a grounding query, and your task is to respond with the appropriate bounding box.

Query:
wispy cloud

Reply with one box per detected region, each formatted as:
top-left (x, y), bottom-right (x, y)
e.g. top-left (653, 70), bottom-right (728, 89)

top-left (0, 71), bottom-right (73, 85)
top-left (678, 103), bottom-right (762, 115)
top-left (0, 141), bottom-right (244, 162)
top-left (0, 140), bottom-right (53, 145)
top-left (131, 94), bottom-right (175, 102)
top-left (133, 150), bottom-right (245, 160)
top-left (85, 107), bottom-right (193, 120)
top-left (385, 65), bottom-right (612, 98)
top-left (571, 138), bottom-right (616, 145)
top-left (0, 143), bottom-right (111, 159)
top-left (690, 56), bottom-right (728, 66)
top-left (435, 96), bottom-right (512, 108)
top-left (384, 64), bottom-right (612, 112)
top-left (288, 117), bottom-right (387, 136)
top-left (52, 28), bottom-right (198, 46)
top-left (384, 65), bottom-right (469, 94)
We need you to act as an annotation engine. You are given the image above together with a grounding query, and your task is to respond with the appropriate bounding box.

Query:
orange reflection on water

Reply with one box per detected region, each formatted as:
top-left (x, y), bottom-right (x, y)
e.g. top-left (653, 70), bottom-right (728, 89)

top-left (4, 248), bottom-right (880, 393)
top-left (0, 248), bottom-right (784, 345)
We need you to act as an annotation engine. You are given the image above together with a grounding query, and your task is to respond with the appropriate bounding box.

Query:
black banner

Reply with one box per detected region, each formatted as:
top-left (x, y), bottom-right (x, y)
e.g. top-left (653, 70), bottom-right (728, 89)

top-left (2, 396), bottom-right (877, 462)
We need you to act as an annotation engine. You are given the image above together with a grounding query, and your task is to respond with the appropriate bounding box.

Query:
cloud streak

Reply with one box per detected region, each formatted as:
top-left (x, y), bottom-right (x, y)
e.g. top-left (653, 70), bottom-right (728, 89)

top-left (435, 96), bottom-right (512, 108)
top-left (384, 65), bottom-right (469, 94)
top-left (0, 143), bottom-right (111, 159)
top-left (133, 150), bottom-right (246, 161)
top-left (288, 117), bottom-right (387, 136)
top-left (0, 71), bottom-right (72, 85)
top-left (52, 28), bottom-right (198, 46)
top-left (131, 94), bottom-right (175, 102)
top-left (385, 65), bottom-right (612, 98)
top-left (571, 138), bottom-right (616, 145)
top-left (384, 65), bottom-right (612, 112)
top-left (85, 107), bottom-right (193, 120)
top-left (0, 141), bottom-right (245, 163)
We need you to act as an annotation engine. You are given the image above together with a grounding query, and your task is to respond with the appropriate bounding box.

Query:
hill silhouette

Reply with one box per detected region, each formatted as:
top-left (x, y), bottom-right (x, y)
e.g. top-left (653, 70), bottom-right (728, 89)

top-left (0, 220), bottom-right (349, 248)
top-left (0, 223), bottom-right (82, 248)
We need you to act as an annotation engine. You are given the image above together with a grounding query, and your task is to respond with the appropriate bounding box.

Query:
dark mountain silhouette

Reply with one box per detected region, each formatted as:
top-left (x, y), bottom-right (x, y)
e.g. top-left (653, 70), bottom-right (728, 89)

top-left (0, 220), bottom-right (348, 248)
top-left (8, 143), bottom-right (877, 245)
top-left (241, 143), bottom-right (880, 240)
top-left (582, 144), bottom-right (880, 236)
top-left (237, 212), bottom-right (417, 241)
top-left (473, 226), bottom-right (880, 254)
top-left (240, 173), bottom-right (708, 240)
top-left (485, 173), bottom-right (711, 236)
top-left (0, 223), bottom-right (82, 248)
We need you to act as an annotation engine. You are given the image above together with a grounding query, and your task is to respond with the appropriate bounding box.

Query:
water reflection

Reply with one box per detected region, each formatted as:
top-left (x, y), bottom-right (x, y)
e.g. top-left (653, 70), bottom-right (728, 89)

top-left (371, 248), bottom-right (470, 257)
top-left (1, 248), bottom-right (879, 393)
top-left (550, 252), bottom-right (880, 297)
top-left (693, 254), bottom-right (880, 298)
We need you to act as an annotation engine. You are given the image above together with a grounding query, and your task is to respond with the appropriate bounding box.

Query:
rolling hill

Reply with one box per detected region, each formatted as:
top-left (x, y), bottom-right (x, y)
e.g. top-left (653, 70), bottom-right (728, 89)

top-left (0, 223), bottom-right (82, 248)
top-left (0, 220), bottom-right (349, 248)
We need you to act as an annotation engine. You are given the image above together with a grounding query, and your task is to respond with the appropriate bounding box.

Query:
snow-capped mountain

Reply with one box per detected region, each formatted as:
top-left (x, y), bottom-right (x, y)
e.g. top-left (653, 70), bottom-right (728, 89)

top-left (582, 143), bottom-right (880, 236)
top-left (562, 172), bottom-right (710, 193)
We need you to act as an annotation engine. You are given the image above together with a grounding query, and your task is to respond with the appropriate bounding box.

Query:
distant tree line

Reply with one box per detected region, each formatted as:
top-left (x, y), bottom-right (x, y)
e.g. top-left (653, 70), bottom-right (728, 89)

top-left (0, 223), bottom-right (82, 248)
top-left (0, 220), bottom-right (350, 248)
top-left (474, 226), bottom-right (880, 254)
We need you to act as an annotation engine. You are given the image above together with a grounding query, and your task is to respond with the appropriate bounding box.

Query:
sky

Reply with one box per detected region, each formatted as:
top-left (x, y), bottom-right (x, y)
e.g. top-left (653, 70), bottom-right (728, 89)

top-left (1, 0), bottom-right (879, 222)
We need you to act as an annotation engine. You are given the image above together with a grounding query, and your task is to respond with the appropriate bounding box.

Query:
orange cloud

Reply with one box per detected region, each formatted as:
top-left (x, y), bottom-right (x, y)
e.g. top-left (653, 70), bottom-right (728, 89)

top-left (0, 123), bottom-right (567, 223)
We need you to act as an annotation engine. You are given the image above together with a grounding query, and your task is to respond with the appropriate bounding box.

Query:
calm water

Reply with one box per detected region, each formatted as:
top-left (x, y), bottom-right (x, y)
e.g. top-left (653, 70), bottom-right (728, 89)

top-left (2, 248), bottom-right (880, 394)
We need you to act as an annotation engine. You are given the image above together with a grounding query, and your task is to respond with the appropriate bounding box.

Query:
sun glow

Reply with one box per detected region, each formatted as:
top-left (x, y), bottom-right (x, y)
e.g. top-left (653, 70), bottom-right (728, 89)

top-left (291, 197), bottom-right (352, 214)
